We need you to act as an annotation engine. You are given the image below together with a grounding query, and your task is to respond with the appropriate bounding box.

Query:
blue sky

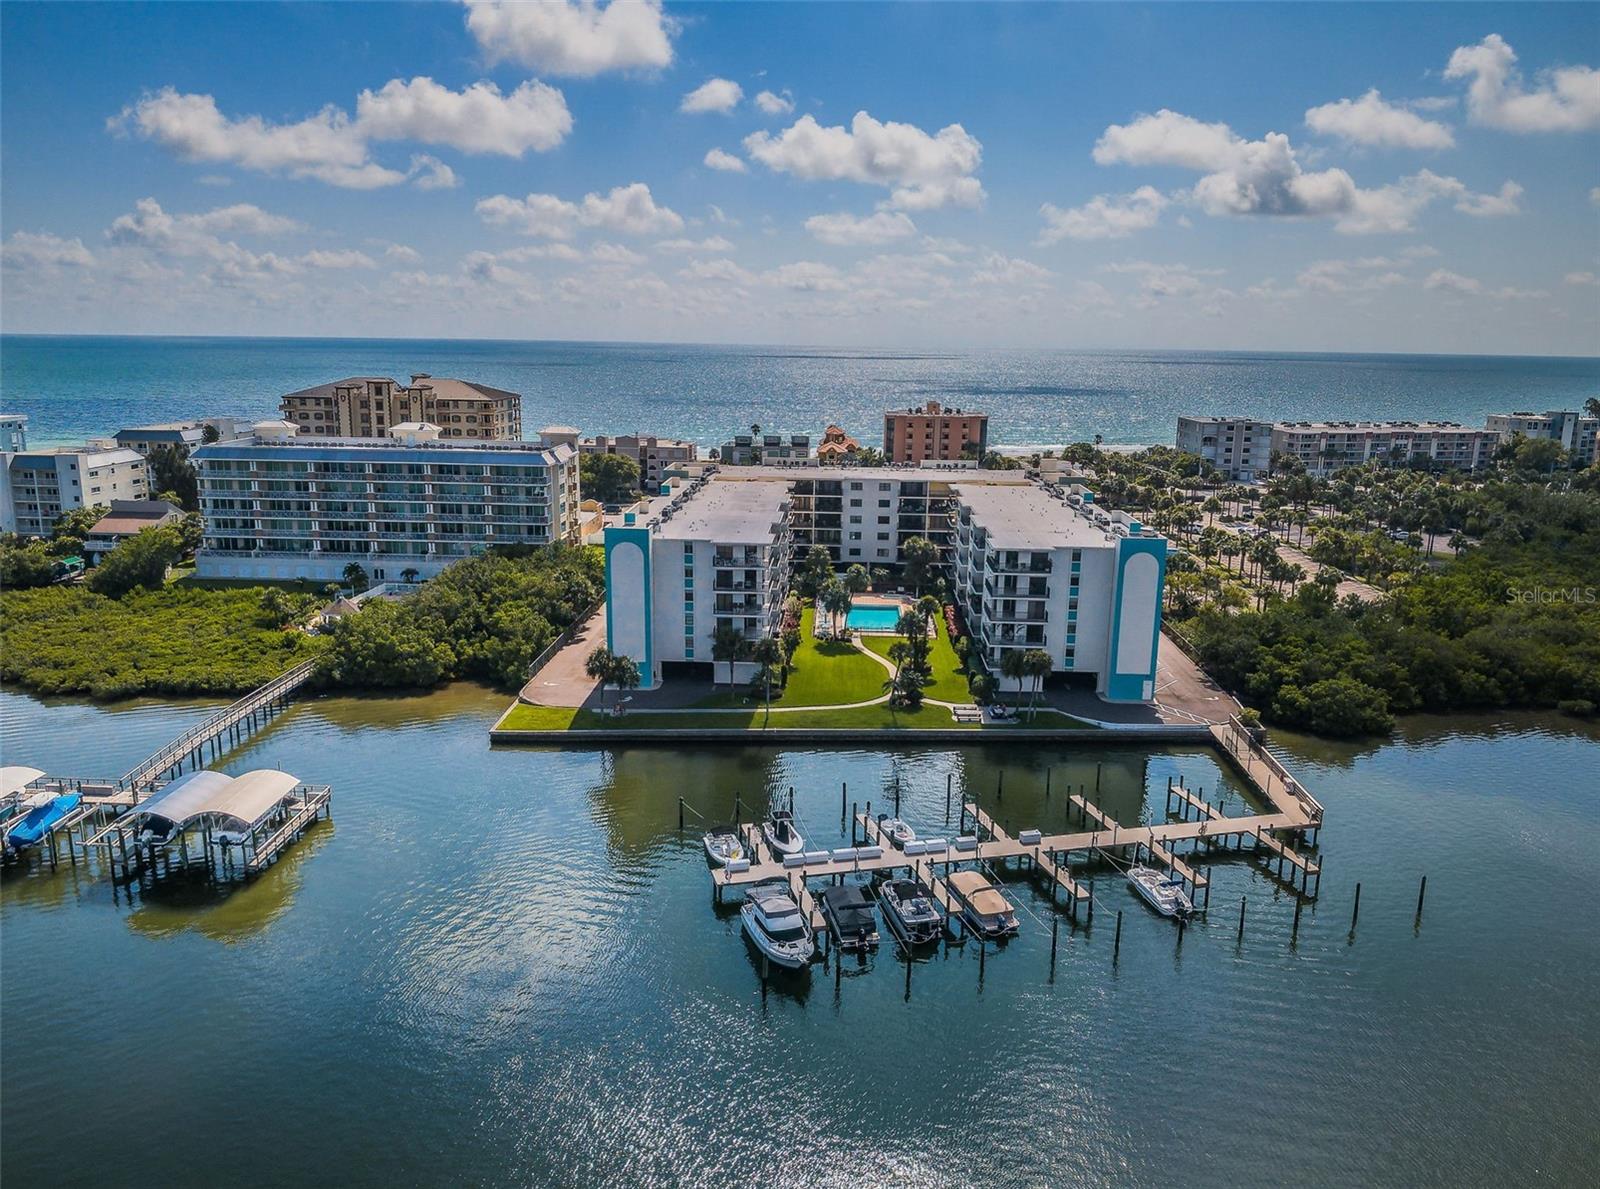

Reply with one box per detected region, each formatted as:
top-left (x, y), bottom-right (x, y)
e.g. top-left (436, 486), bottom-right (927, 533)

top-left (2, 1), bottom-right (1596, 353)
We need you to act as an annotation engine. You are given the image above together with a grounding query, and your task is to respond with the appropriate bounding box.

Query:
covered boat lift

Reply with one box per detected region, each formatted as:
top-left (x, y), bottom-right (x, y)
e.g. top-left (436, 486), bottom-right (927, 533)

top-left (83, 768), bottom-right (332, 882)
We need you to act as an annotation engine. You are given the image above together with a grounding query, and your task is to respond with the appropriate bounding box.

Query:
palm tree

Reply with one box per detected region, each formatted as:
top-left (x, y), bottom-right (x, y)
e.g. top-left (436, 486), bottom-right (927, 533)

top-left (843, 563), bottom-right (871, 596)
top-left (711, 622), bottom-right (746, 686)
top-left (1021, 648), bottom-right (1053, 719)
top-left (400, 567), bottom-right (420, 585)
top-left (342, 562), bottom-right (369, 593)
top-left (611, 655), bottom-right (641, 710)
top-left (999, 648), bottom-right (1028, 709)
top-left (750, 636), bottom-right (782, 716)
top-left (818, 579), bottom-right (852, 637)
top-left (585, 645), bottom-right (617, 710)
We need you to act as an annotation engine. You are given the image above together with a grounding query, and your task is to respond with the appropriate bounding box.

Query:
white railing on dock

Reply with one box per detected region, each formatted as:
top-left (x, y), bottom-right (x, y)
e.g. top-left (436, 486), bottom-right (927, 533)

top-left (118, 659), bottom-right (318, 795)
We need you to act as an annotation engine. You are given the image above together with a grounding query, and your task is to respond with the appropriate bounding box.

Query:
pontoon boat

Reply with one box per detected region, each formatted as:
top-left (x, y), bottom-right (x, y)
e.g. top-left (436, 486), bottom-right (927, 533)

top-left (877, 877), bottom-right (943, 946)
top-left (946, 870), bottom-right (1019, 939)
top-left (819, 884), bottom-right (880, 951)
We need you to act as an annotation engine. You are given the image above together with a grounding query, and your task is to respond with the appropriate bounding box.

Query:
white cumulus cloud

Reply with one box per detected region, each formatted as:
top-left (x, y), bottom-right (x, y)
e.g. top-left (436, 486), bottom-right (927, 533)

top-left (2, 231), bottom-right (95, 271)
top-left (681, 78), bottom-right (742, 114)
top-left (355, 77), bottom-right (571, 155)
top-left (476, 182), bottom-right (683, 238)
top-left (803, 211), bottom-right (917, 246)
top-left (744, 111), bottom-right (984, 210)
top-left (1445, 34), bottom-right (1600, 133)
top-left (301, 249), bottom-right (377, 270)
top-left (464, 0), bottom-right (674, 77)
top-left (755, 89), bottom-right (794, 116)
top-left (111, 77), bottom-right (570, 190)
top-left (703, 147), bottom-right (747, 173)
top-left (654, 236), bottom-right (735, 253)
top-left (1094, 109), bottom-right (1518, 234)
top-left (1304, 89), bottom-right (1456, 149)
top-left (1037, 186), bottom-right (1167, 243)
top-left (409, 155), bottom-right (461, 190)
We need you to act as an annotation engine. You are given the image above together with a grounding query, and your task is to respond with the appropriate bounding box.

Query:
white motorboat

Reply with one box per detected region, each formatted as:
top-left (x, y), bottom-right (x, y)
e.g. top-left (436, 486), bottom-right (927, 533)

top-left (877, 877), bottom-right (943, 946)
top-left (878, 816), bottom-right (915, 848)
top-left (762, 808), bottom-right (804, 857)
top-left (703, 826), bottom-right (745, 867)
top-left (1127, 865), bottom-right (1194, 918)
top-left (740, 882), bottom-right (815, 969)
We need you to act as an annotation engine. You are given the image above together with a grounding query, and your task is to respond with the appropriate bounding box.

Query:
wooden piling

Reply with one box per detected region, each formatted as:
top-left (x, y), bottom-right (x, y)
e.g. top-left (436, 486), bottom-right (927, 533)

top-left (1237, 895), bottom-right (1246, 940)
top-left (1113, 910), bottom-right (1122, 962)
top-left (1350, 882), bottom-right (1361, 934)
top-left (1416, 874), bottom-right (1427, 921)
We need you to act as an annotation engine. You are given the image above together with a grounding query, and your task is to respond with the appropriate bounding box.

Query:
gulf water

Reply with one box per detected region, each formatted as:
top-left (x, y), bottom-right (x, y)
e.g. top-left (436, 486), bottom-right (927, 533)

top-left (4, 335), bottom-right (1597, 450)
top-left (2, 686), bottom-right (1597, 1186)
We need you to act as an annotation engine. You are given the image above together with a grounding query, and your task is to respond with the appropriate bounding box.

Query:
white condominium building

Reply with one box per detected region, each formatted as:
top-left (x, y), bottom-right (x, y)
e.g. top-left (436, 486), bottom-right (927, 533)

top-left (192, 422), bottom-right (579, 583)
top-left (604, 466), bottom-right (1167, 702)
top-left (1485, 410), bottom-right (1599, 467)
top-left (606, 475), bottom-right (794, 686)
top-left (1175, 416), bottom-right (1274, 481)
top-left (1270, 421), bottom-right (1499, 476)
top-left (1, 445), bottom-right (148, 536)
top-left (950, 481), bottom-right (1167, 702)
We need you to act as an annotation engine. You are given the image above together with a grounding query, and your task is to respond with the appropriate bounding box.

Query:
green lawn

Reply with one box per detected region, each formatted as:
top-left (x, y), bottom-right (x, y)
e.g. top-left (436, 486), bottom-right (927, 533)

top-left (780, 606), bottom-right (892, 705)
top-left (497, 700), bottom-right (1098, 733)
top-left (861, 612), bottom-right (972, 702)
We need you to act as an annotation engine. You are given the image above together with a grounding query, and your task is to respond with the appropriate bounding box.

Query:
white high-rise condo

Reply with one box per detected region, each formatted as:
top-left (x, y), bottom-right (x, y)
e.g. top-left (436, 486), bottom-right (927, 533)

top-left (604, 465), bottom-right (1167, 702)
top-left (192, 421), bottom-right (579, 583)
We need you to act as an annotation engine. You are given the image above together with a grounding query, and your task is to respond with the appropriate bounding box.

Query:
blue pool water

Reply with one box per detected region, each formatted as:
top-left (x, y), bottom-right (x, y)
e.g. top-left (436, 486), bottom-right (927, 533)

top-left (846, 602), bottom-right (904, 632)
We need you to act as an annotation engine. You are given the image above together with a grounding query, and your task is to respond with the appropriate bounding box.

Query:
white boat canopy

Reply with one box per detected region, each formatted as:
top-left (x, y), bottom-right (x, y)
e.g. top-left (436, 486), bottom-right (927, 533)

top-left (127, 769), bottom-right (300, 837)
top-left (1, 766), bottom-right (47, 804)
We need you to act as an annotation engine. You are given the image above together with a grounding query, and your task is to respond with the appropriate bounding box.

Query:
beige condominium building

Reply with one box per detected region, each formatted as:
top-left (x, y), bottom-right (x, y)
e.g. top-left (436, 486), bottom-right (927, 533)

top-left (281, 374), bottom-right (522, 441)
top-left (538, 427), bottom-right (699, 491)
top-left (1270, 421), bottom-right (1500, 477)
top-left (884, 400), bottom-right (989, 464)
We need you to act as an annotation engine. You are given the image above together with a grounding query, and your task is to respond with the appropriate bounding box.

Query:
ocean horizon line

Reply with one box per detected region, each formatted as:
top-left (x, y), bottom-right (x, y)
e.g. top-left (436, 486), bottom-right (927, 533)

top-left (2, 331), bottom-right (1596, 366)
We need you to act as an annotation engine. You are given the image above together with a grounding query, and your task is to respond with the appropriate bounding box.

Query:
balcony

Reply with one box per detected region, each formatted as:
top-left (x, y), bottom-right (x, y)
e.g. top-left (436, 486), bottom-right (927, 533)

top-left (983, 601), bottom-right (1049, 624)
top-left (987, 554), bottom-right (1052, 574)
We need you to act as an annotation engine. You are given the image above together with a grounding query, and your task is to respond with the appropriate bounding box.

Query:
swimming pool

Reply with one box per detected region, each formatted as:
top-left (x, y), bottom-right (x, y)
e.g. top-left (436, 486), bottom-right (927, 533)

top-left (845, 602), bottom-right (905, 632)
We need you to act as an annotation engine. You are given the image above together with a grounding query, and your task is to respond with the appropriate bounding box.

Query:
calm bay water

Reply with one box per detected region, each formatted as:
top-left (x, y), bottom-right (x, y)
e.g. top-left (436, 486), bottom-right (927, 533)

top-left (4, 335), bottom-right (1597, 451)
top-left (2, 686), bottom-right (1597, 1187)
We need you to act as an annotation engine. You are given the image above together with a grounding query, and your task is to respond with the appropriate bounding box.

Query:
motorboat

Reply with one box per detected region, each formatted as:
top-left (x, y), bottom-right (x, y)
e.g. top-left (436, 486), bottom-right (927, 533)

top-left (946, 870), bottom-right (1019, 939)
top-left (819, 884), bottom-right (880, 952)
top-left (740, 881), bottom-right (815, 970)
top-left (5, 793), bottom-right (80, 851)
top-left (877, 815), bottom-right (915, 849)
top-left (1127, 865), bottom-right (1194, 918)
top-left (762, 808), bottom-right (804, 857)
top-left (702, 826), bottom-right (745, 867)
top-left (877, 877), bottom-right (943, 946)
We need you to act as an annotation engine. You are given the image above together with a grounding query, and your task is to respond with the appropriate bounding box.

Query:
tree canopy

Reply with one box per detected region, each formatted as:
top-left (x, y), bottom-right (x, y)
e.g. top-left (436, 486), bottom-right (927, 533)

top-left (580, 452), bottom-right (642, 503)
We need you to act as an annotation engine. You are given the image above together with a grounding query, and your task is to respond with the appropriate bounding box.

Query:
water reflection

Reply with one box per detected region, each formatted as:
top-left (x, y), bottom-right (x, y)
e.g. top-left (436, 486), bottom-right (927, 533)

top-left (124, 818), bottom-right (333, 942)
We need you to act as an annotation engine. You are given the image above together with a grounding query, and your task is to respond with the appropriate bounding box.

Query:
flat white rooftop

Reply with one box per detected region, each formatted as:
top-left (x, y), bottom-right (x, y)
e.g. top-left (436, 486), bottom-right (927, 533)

top-left (951, 482), bottom-right (1110, 550)
top-left (653, 480), bottom-right (790, 544)
top-left (725, 464), bottom-right (1027, 485)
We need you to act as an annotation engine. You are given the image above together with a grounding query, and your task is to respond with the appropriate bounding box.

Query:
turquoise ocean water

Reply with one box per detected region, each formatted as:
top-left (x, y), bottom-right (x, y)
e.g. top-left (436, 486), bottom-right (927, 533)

top-left (3, 335), bottom-right (1596, 449)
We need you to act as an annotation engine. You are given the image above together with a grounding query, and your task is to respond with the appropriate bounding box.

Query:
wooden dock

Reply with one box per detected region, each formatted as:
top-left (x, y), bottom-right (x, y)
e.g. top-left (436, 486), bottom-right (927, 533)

top-left (117, 659), bottom-right (317, 798)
